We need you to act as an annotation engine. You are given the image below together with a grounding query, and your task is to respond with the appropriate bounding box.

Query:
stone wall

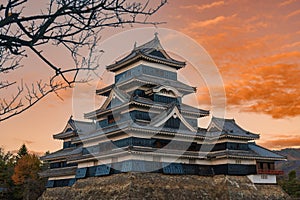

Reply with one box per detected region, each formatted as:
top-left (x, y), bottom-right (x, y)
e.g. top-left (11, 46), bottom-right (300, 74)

top-left (39, 173), bottom-right (290, 200)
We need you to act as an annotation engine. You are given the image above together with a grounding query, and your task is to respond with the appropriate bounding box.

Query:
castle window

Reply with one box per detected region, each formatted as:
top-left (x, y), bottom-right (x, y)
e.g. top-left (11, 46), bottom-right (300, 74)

top-left (269, 163), bottom-right (275, 170)
top-left (130, 111), bottom-right (150, 121)
top-left (235, 160), bottom-right (242, 164)
top-left (261, 174), bottom-right (268, 179)
top-left (133, 89), bottom-right (145, 97)
top-left (107, 115), bottom-right (115, 124)
top-left (50, 161), bottom-right (67, 169)
top-left (154, 94), bottom-right (179, 104)
top-left (63, 141), bottom-right (75, 149)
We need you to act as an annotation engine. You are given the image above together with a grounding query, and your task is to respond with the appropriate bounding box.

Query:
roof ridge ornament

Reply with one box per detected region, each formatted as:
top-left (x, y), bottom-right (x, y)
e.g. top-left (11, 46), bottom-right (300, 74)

top-left (68, 115), bottom-right (74, 123)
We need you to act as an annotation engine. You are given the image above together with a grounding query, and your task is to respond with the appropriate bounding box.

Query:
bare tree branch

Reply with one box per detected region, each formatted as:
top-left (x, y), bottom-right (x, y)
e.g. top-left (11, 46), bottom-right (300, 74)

top-left (0, 0), bottom-right (167, 122)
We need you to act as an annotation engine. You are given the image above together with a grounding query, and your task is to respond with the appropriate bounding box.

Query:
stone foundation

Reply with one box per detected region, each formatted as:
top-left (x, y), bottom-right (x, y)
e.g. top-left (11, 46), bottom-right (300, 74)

top-left (39, 173), bottom-right (290, 200)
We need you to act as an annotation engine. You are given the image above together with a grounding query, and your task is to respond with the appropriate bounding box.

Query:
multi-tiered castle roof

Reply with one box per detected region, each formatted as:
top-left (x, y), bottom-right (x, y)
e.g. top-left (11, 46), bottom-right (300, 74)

top-left (41, 34), bottom-right (285, 188)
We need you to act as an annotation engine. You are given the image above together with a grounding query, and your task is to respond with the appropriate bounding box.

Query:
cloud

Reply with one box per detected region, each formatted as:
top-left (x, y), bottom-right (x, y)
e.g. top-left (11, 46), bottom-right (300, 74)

top-left (196, 86), bottom-right (227, 108)
top-left (168, 14), bottom-right (182, 20)
top-left (189, 16), bottom-right (226, 28)
top-left (259, 136), bottom-right (300, 149)
top-left (279, 0), bottom-right (298, 7)
top-left (14, 138), bottom-right (34, 145)
top-left (286, 9), bottom-right (300, 19)
top-left (182, 17), bottom-right (274, 59)
top-left (186, 14), bottom-right (238, 31)
top-left (225, 63), bottom-right (300, 118)
top-left (282, 41), bottom-right (300, 49)
top-left (10, 139), bottom-right (46, 155)
top-left (11, 149), bottom-right (45, 156)
top-left (249, 51), bottom-right (300, 66)
top-left (189, 31), bottom-right (300, 120)
top-left (182, 1), bottom-right (225, 11)
top-left (180, 3), bottom-right (300, 119)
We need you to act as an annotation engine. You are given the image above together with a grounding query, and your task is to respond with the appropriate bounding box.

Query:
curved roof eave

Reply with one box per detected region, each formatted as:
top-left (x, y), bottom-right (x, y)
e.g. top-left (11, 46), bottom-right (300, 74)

top-left (106, 51), bottom-right (186, 72)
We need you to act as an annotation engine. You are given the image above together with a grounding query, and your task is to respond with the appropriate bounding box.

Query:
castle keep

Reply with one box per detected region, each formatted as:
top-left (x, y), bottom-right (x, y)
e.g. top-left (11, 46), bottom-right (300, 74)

top-left (41, 34), bottom-right (285, 188)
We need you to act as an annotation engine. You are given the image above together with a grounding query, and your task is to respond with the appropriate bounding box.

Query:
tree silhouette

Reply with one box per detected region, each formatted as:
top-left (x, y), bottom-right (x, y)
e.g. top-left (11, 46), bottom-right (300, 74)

top-left (288, 170), bottom-right (296, 181)
top-left (0, 147), bottom-right (16, 199)
top-left (11, 154), bottom-right (43, 199)
top-left (280, 170), bottom-right (300, 198)
top-left (17, 144), bottom-right (28, 159)
top-left (12, 154), bottom-right (40, 185)
top-left (0, 0), bottom-right (166, 121)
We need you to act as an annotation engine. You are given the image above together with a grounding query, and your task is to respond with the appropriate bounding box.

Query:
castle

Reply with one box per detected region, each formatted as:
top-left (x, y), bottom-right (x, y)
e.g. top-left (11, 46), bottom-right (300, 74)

top-left (41, 34), bottom-right (285, 188)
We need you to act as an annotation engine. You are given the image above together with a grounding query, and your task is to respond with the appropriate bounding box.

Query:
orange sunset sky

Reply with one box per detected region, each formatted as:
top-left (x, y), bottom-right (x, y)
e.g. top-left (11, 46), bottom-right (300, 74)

top-left (0, 0), bottom-right (300, 154)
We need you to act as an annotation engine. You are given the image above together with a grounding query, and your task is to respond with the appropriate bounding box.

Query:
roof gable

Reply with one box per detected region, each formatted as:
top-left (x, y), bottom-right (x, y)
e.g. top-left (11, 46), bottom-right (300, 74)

top-left (207, 117), bottom-right (259, 139)
top-left (53, 117), bottom-right (77, 140)
top-left (150, 104), bottom-right (196, 132)
top-left (99, 87), bottom-right (130, 110)
top-left (151, 85), bottom-right (183, 97)
top-left (53, 117), bottom-right (96, 140)
top-left (134, 33), bottom-right (171, 60)
top-left (106, 34), bottom-right (186, 72)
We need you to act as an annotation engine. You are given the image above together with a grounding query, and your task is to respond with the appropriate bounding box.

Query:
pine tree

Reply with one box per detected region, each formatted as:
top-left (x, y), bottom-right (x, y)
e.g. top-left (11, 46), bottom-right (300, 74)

top-left (17, 144), bottom-right (28, 159)
top-left (0, 148), bottom-right (16, 199)
top-left (280, 170), bottom-right (300, 198)
top-left (288, 170), bottom-right (296, 181)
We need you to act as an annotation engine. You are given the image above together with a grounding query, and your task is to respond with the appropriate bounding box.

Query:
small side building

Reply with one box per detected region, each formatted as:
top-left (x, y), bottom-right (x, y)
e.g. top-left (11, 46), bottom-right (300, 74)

top-left (207, 117), bottom-right (285, 183)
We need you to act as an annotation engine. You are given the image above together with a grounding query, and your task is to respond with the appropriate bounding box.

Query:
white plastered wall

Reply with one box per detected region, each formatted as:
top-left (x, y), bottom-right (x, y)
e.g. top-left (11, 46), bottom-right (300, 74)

top-left (247, 174), bottom-right (277, 184)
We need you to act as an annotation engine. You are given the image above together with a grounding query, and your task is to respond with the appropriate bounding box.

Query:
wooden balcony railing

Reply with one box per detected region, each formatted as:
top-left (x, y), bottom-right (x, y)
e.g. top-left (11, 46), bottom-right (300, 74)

top-left (257, 169), bottom-right (284, 175)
